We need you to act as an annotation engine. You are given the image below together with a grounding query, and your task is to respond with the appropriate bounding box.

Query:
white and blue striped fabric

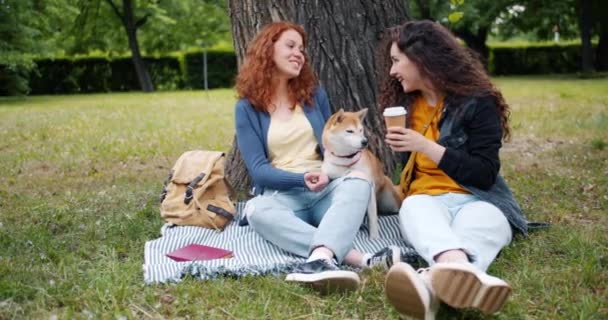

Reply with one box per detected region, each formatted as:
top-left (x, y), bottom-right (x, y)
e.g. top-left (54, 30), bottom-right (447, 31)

top-left (144, 202), bottom-right (420, 284)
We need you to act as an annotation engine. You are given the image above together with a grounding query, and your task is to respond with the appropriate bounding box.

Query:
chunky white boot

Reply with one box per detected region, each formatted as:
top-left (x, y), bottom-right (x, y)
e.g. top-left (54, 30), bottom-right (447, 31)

top-left (385, 263), bottom-right (439, 320)
top-left (430, 262), bottom-right (512, 314)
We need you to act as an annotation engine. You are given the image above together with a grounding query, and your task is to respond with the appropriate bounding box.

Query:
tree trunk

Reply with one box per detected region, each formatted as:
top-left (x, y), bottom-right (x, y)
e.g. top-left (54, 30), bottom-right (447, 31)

top-left (454, 27), bottom-right (489, 68)
top-left (119, 0), bottom-right (154, 92)
top-left (226, 0), bottom-right (409, 195)
top-left (597, 29), bottom-right (608, 71)
top-left (595, 0), bottom-right (608, 71)
top-left (579, 0), bottom-right (594, 73)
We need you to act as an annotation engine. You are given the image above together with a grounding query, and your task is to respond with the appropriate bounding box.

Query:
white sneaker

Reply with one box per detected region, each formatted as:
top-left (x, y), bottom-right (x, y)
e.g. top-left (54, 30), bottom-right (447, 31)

top-left (367, 245), bottom-right (404, 270)
top-left (430, 262), bottom-right (512, 314)
top-left (285, 259), bottom-right (360, 294)
top-left (385, 263), bottom-right (438, 320)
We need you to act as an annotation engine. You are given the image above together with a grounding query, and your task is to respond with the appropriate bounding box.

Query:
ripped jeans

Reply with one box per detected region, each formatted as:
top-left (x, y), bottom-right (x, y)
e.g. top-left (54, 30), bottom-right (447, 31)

top-left (244, 176), bottom-right (372, 263)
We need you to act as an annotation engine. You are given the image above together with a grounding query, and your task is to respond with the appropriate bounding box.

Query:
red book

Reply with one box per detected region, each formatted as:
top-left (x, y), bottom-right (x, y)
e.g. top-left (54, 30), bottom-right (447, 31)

top-left (166, 244), bottom-right (233, 262)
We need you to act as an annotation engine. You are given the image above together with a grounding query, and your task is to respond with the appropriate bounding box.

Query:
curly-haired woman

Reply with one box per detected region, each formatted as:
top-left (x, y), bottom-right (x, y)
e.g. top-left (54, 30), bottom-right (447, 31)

top-left (376, 20), bottom-right (529, 318)
top-left (234, 21), bottom-right (404, 292)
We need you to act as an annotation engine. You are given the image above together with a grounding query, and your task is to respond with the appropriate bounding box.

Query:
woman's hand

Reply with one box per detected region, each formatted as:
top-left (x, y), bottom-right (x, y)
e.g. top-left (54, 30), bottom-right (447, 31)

top-left (385, 127), bottom-right (429, 153)
top-left (385, 127), bottom-right (446, 163)
top-left (304, 171), bottom-right (329, 192)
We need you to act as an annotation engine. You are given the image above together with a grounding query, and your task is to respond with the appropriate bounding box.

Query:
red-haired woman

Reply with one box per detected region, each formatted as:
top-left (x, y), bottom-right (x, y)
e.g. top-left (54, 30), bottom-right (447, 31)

top-left (376, 20), bottom-right (529, 318)
top-left (235, 21), bottom-right (405, 292)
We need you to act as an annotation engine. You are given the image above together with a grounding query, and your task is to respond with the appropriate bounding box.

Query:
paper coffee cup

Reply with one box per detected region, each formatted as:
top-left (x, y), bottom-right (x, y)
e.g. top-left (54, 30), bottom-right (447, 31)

top-left (383, 106), bottom-right (407, 128)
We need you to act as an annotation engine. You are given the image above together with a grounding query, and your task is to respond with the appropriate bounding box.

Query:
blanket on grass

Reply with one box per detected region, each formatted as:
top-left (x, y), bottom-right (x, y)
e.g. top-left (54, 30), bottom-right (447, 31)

top-left (143, 202), bottom-right (420, 284)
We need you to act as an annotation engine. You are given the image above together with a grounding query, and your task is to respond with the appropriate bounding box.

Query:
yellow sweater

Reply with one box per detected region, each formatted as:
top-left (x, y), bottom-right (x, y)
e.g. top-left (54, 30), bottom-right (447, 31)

top-left (407, 97), bottom-right (469, 196)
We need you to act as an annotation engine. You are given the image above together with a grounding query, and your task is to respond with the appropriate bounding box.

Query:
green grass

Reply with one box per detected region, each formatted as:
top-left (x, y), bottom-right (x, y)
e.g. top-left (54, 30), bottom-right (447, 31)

top-left (1, 76), bottom-right (607, 319)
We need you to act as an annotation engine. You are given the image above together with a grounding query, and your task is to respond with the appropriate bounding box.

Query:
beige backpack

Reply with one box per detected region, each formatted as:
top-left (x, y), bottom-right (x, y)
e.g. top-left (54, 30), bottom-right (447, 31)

top-left (160, 150), bottom-right (236, 230)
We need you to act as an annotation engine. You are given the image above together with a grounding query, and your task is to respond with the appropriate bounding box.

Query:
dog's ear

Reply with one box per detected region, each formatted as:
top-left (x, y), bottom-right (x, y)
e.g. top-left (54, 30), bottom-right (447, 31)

top-left (357, 108), bottom-right (369, 121)
top-left (335, 108), bottom-right (345, 123)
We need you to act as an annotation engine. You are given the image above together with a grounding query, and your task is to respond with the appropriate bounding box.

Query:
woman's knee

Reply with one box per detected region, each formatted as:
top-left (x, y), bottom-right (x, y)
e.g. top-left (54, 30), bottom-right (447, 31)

top-left (399, 194), bottom-right (433, 218)
top-left (345, 170), bottom-right (371, 181)
top-left (456, 201), bottom-right (513, 244)
top-left (336, 173), bottom-right (373, 197)
top-left (244, 197), bottom-right (274, 226)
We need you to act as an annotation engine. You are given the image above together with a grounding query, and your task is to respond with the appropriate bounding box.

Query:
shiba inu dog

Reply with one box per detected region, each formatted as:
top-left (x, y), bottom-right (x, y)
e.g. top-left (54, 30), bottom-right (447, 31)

top-left (321, 108), bottom-right (401, 238)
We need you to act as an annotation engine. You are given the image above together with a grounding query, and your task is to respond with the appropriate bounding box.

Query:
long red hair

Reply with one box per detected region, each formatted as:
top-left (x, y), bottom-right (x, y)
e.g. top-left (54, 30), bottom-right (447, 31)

top-left (235, 21), bottom-right (318, 112)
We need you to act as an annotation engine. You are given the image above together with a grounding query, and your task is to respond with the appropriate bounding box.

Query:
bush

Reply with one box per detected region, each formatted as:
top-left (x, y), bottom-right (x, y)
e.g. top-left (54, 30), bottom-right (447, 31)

top-left (147, 56), bottom-right (184, 91)
top-left (29, 57), bottom-right (78, 94)
top-left (108, 57), bottom-right (140, 92)
top-left (14, 50), bottom-right (236, 95)
top-left (182, 49), bottom-right (237, 89)
top-left (489, 42), bottom-right (597, 75)
top-left (0, 64), bottom-right (33, 96)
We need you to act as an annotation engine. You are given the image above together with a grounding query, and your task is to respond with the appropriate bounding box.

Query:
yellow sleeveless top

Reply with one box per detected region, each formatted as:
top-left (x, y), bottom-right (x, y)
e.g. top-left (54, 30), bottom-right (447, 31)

top-left (267, 105), bottom-right (322, 173)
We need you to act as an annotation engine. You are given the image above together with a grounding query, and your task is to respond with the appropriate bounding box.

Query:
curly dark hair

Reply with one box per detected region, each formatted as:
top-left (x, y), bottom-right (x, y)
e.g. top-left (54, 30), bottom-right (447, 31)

top-left (235, 21), bottom-right (317, 113)
top-left (376, 20), bottom-right (511, 140)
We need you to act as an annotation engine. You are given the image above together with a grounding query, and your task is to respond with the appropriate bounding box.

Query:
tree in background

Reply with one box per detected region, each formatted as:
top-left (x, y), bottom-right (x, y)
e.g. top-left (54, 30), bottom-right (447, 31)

top-left (493, 0), bottom-right (607, 72)
top-left (76, 0), bottom-right (165, 92)
top-left (0, 0), bottom-right (232, 94)
top-left (578, 0), bottom-right (593, 73)
top-left (494, 0), bottom-right (579, 41)
top-left (595, 1), bottom-right (608, 70)
top-left (72, 0), bottom-right (231, 55)
top-left (0, 0), bottom-right (73, 95)
top-left (408, 0), bottom-right (518, 65)
top-left (409, 0), bottom-right (607, 72)
top-left (578, 0), bottom-right (608, 72)
top-left (140, 0), bottom-right (231, 53)
top-left (225, 0), bottom-right (409, 193)
top-left (74, 0), bottom-right (232, 91)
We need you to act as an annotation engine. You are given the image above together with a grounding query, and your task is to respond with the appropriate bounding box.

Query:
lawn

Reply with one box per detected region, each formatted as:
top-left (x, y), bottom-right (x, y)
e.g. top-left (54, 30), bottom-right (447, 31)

top-left (0, 76), bottom-right (607, 319)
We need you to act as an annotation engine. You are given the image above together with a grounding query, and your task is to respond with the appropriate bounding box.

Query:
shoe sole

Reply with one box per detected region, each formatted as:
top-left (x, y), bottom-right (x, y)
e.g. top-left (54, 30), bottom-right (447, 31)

top-left (431, 266), bottom-right (512, 314)
top-left (285, 270), bottom-right (360, 294)
top-left (385, 263), bottom-right (433, 320)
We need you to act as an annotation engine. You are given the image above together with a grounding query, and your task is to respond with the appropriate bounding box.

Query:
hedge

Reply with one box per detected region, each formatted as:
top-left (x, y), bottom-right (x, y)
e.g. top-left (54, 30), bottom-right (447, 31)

top-left (29, 56), bottom-right (190, 94)
top-left (0, 43), bottom-right (602, 96)
top-left (4, 49), bottom-right (236, 95)
top-left (182, 49), bottom-right (237, 89)
top-left (489, 42), bottom-right (598, 75)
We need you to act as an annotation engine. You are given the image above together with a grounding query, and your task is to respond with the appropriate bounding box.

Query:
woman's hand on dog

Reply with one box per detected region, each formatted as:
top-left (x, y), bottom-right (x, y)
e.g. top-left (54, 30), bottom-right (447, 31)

top-left (385, 127), bottom-right (446, 164)
top-left (304, 171), bottom-right (329, 192)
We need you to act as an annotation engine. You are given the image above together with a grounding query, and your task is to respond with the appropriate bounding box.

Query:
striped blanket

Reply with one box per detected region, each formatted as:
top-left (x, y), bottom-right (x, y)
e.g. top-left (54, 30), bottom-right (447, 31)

top-left (144, 202), bottom-right (420, 284)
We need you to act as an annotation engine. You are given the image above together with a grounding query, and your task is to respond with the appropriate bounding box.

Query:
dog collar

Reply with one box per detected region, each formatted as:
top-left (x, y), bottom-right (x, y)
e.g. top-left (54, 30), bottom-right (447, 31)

top-left (331, 151), bottom-right (361, 159)
top-left (331, 151), bottom-right (362, 167)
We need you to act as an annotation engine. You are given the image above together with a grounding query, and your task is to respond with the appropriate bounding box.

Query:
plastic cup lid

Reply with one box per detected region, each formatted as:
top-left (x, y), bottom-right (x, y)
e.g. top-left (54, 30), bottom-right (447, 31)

top-left (383, 106), bottom-right (407, 116)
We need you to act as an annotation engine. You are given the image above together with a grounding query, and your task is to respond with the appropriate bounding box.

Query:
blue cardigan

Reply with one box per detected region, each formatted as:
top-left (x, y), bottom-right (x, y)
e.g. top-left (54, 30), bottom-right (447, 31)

top-left (234, 87), bottom-right (332, 195)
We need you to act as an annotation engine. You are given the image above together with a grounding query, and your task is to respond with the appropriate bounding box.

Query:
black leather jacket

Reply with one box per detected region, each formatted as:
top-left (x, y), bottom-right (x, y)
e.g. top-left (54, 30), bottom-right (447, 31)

top-left (403, 95), bottom-right (529, 235)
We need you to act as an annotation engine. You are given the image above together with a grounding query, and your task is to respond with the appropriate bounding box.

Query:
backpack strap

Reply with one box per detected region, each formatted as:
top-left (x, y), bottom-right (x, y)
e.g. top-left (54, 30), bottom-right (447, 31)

top-left (184, 172), bottom-right (206, 204)
top-left (159, 170), bottom-right (174, 203)
top-left (207, 204), bottom-right (234, 221)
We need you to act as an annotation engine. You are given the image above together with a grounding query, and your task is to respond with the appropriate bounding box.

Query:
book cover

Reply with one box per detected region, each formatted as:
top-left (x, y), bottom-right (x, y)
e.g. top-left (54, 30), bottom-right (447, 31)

top-left (166, 243), bottom-right (233, 262)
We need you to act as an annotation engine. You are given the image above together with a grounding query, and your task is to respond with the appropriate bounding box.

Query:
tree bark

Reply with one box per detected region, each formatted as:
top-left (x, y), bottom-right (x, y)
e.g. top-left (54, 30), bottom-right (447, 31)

top-left (226, 0), bottom-right (409, 195)
top-left (106, 0), bottom-right (154, 92)
top-left (578, 0), bottom-right (594, 73)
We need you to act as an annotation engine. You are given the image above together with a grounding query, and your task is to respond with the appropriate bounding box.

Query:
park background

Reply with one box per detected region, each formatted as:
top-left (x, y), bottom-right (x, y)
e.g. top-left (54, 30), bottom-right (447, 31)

top-left (0, 0), bottom-right (607, 319)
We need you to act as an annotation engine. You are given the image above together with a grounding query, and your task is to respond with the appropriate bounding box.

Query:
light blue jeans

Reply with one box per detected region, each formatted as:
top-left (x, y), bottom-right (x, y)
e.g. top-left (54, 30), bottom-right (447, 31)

top-left (399, 193), bottom-right (512, 271)
top-left (244, 176), bottom-right (372, 263)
